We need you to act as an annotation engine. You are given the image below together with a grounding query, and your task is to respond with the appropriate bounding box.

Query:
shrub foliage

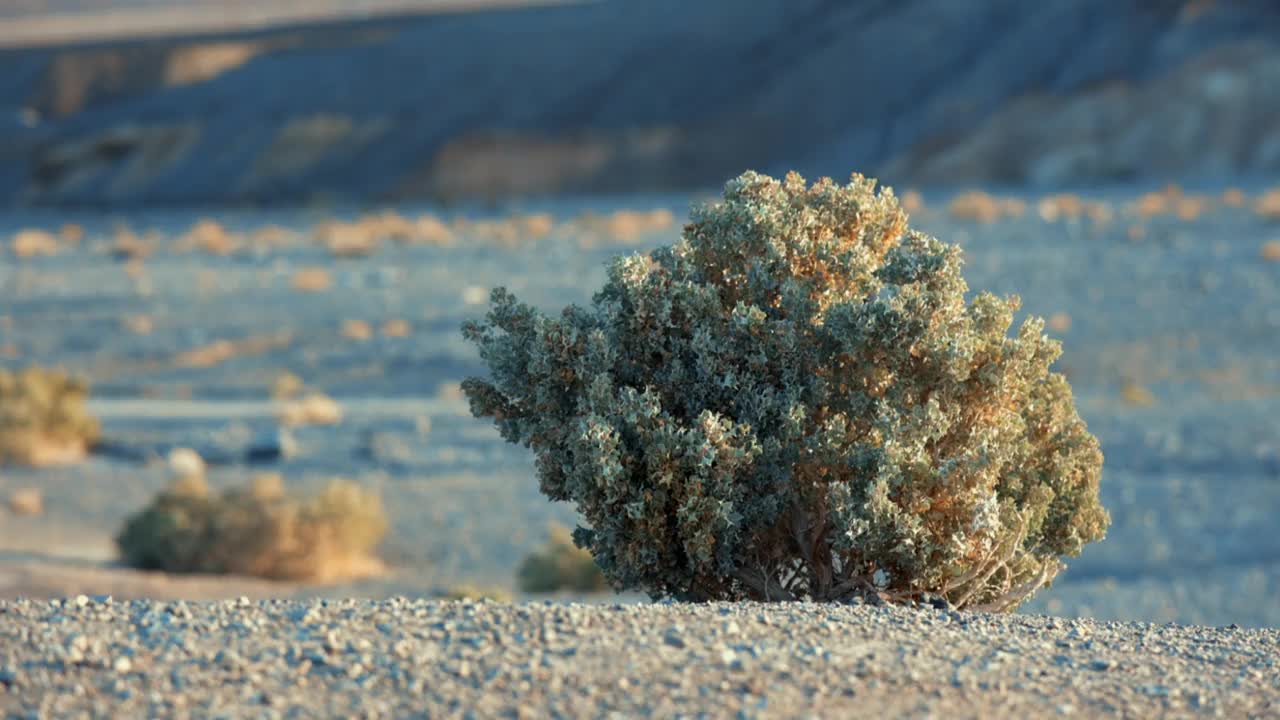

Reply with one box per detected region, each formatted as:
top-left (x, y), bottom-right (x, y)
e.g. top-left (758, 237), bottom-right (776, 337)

top-left (462, 171), bottom-right (1108, 611)
top-left (116, 474), bottom-right (387, 582)
top-left (0, 367), bottom-right (99, 466)
top-left (517, 524), bottom-right (609, 594)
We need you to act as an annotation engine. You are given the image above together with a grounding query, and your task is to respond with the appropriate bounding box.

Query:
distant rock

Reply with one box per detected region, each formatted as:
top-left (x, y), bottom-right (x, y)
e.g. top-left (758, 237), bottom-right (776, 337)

top-left (166, 447), bottom-right (206, 479)
top-left (2, 0), bottom-right (1279, 206)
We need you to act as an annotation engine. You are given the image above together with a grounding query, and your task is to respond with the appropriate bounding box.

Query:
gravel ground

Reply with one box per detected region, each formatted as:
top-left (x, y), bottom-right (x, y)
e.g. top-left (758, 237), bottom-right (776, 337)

top-left (0, 597), bottom-right (1276, 719)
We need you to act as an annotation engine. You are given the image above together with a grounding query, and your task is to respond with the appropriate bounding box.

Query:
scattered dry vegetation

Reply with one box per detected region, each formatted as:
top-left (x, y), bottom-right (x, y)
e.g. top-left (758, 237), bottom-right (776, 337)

top-left (572, 208), bottom-right (676, 247)
top-left (250, 225), bottom-right (300, 248)
top-left (277, 393), bottom-right (343, 427)
top-left (6, 487), bottom-right (44, 516)
top-left (899, 189), bottom-right (925, 214)
top-left (122, 314), bottom-right (154, 335)
top-left (0, 367), bottom-right (99, 466)
top-left (176, 219), bottom-right (240, 256)
top-left (516, 525), bottom-right (609, 594)
top-left (271, 371), bottom-right (305, 400)
top-left (443, 585), bottom-right (513, 602)
top-left (1260, 240), bottom-right (1280, 262)
top-left (58, 223), bottom-right (85, 245)
top-left (174, 332), bottom-right (293, 369)
top-left (341, 319), bottom-right (374, 341)
top-left (1121, 382), bottom-right (1157, 407)
top-left (291, 267), bottom-right (332, 292)
top-left (380, 319), bottom-right (411, 338)
top-left (314, 210), bottom-right (459, 257)
top-left (317, 220), bottom-right (381, 258)
top-left (116, 474), bottom-right (387, 582)
top-left (109, 226), bottom-right (154, 261)
top-left (1256, 188), bottom-right (1280, 221)
top-left (10, 229), bottom-right (59, 258)
top-left (1036, 194), bottom-right (1115, 225)
top-left (947, 190), bottom-right (1025, 223)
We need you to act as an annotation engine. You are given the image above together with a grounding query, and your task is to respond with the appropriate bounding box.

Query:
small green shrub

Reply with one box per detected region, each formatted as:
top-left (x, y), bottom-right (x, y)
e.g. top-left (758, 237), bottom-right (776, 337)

top-left (517, 525), bottom-right (609, 594)
top-left (116, 474), bottom-right (387, 582)
top-left (462, 170), bottom-right (1109, 611)
top-left (0, 367), bottom-right (99, 466)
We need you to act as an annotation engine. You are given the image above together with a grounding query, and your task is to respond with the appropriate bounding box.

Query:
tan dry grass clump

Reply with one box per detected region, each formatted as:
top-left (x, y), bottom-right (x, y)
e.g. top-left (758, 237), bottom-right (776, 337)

top-left (1260, 240), bottom-right (1280, 262)
top-left (277, 393), bottom-right (343, 426)
top-left (316, 220), bottom-right (380, 258)
top-left (11, 229), bottom-right (59, 258)
top-left (413, 213), bottom-right (456, 246)
top-left (0, 367), bottom-right (99, 466)
top-left (7, 487), bottom-right (44, 516)
top-left (1120, 382), bottom-right (1157, 407)
top-left (115, 474), bottom-right (388, 582)
top-left (457, 217), bottom-right (520, 247)
top-left (517, 524), bottom-right (609, 594)
top-left (573, 208), bottom-right (676, 246)
top-left (1035, 194), bottom-right (1114, 225)
top-left (1221, 188), bottom-right (1246, 207)
top-left (899, 189), bottom-right (925, 214)
top-left (341, 319), bottom-right (374, 341)
top-left (176, 219), bottom-right (240, 256)
top-left (1174, 195), bottom-right (1209, 222)
top-left (174, 332), bottom-right (293, 369)
top-left (250, 224), bottom-right (300, 248)
top-left (123, 315), bottom-right (154, 335)
top-left (357, 211), bottom-right (418, 243)
top-left (317, 210), bottom-right (454, 256)
top-left (110, 226), bottom-right (154, 261)
top-left (291, 267), bottom-right (332, 292)
top-left (1255, 188), bottom-right (1280, 221)
top-left (59, 223), bottom-right (85, 244)
top-left (1036, 194), bottom-right (1084, 222)
top-left (381, 319), bottom-right (411, 338)
top-left (444, 585), bottom-right (513, 602)
top-left (271, 372), bottom-right (305, 400)
top-left (947, 190), bottom-right (1025, 223)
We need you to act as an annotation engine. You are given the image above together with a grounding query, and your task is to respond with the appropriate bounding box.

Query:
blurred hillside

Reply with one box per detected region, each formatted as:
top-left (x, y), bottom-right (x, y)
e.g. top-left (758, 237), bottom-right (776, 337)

top-left (1, 0), bottom-right (1279, 207)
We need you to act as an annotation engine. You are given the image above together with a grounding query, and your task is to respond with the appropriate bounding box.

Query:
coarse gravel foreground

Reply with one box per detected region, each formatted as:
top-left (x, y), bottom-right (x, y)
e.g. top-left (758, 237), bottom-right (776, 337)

top-left (0, 597), bottom-right (1276, 719)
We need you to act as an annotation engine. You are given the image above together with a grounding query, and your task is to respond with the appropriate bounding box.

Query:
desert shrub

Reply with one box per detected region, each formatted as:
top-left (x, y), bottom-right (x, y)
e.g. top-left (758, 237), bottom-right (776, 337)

top-left (0, 367), bottom-right (99, 466)
top-left (7, 487), bottom-right (43, 516)
top-left (443, 585), bottom-right (513, 602)
top-left (517, 525), bottom-right (609, 594)
top-left (11, 229), bottom-right (59, 258)
top-left (116, 474), bottom-right (387, 582)
top-left (462, 170), bottom-right (1109, 611)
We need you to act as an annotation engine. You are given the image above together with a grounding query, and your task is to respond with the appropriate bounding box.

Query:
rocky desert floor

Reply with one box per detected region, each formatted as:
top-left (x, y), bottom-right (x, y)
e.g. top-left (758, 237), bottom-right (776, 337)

top-left (1, 597), bottom-right (1277, 719)
top-left (0, 184), bottom-right (1279, 716)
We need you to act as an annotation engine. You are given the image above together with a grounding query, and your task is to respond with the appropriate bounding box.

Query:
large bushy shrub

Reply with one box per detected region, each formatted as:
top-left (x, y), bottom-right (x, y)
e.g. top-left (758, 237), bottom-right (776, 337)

top-left (116, 474), bottom-right (387, 582)
top-left (462, 171), bottom-right (1108, 611)
top-left (0, 367), bottom-right (99, 466)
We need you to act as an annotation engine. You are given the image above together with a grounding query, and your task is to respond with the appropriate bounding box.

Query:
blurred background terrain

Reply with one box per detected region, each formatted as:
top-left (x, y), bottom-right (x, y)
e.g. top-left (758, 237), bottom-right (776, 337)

top-left (2, 0), bottom-right (1280, 205)
top-left (1, 0), bottom-right (1279, 628)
